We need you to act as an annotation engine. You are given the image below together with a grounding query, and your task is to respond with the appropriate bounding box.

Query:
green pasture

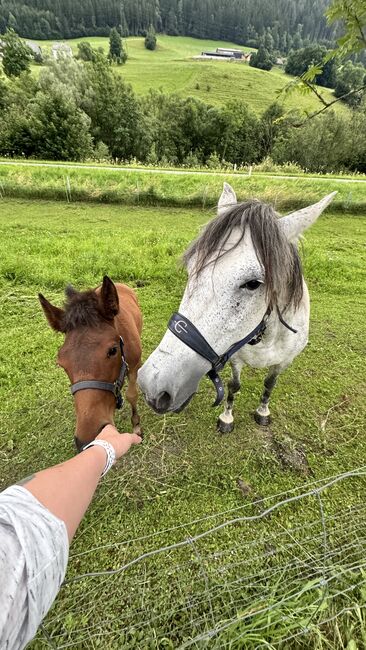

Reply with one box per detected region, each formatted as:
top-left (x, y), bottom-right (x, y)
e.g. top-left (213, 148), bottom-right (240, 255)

top-left (29, 34), bottom-right (346, 114)
top-left (0, 191), bottom-right (365, 647)
top-left (1, 162), bottom-right (365, 213)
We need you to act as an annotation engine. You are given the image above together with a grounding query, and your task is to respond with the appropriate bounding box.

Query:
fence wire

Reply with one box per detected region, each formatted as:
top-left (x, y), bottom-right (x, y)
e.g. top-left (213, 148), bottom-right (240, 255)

top-left (29, 467), bottom-right (366, 649)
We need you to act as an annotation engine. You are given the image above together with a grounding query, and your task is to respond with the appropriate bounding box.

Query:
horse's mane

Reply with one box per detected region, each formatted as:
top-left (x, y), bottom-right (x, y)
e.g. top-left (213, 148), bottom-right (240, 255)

top-left (62, 288), bottom-right (106, 332)
top-left (183, 200), bottom-right (304, 310)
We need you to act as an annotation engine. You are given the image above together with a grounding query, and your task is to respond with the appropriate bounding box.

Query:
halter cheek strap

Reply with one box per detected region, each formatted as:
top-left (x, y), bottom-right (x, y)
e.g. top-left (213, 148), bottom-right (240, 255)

top-left (70, 337), bottom-right (128, 410)
top-left (168, 309), bottom-right (272, 407)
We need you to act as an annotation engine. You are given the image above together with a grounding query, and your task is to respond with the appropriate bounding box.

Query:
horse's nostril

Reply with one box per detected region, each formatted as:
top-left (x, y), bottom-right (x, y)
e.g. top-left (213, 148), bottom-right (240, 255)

top-left (156, 391), bottom-right (171, 412)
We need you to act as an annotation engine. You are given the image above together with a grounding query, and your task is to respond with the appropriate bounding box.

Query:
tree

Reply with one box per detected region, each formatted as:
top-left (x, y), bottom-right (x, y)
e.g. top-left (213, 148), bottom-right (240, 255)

top-left (0, 28), bottom-right (32, 77)
top-left (272, 110), bottom-right (366, 173)
top-left (87, 57), bottom-right (143, 159)
top-left (292, 24), bottom-right (303, 50)
top-left (31, 90), bottom-right (93, 161)
top-left (260, 103), bottom-right (287, 156)
top-left (249, 45), bottom-right (273, 71)
top-left (0, 72), bottom-right (8, 110)
top-left (283, 0), bottom-right (366, 122)
top-left (108, 27), bottom-right (127, 64)
top-left (77, 41), bottom-right (97, 62)
top-left (327, 0), bottom-right (366, 58)
top-left (264, 27), bottom-right (274, 53)
top-left (334, 61), bottom-right (366, 106)
top-left (145, 24), bottom-right (157, 50)
top-left (221, 101), bottom-right (262, 164)
top-left (285, 45), bottom-right (337, 88)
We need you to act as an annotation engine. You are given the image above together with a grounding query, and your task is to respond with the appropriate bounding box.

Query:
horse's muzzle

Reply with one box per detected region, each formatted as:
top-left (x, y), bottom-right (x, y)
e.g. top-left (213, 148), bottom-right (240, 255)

top-left (146, 392), bottom-right (194, 414)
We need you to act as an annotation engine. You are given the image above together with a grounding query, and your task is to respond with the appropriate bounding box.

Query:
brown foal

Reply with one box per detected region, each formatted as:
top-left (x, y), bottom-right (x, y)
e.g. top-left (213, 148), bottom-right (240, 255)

top-left (39, 276), bottom-right (142, 450)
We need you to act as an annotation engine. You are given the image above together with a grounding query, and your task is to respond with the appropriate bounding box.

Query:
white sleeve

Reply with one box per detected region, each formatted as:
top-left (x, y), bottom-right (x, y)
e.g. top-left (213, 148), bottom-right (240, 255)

top-left (0, 485), bottom-right (69, 650)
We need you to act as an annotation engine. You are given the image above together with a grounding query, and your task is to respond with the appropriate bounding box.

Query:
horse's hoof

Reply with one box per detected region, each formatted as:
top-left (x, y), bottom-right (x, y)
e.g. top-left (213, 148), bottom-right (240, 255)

top-left (217, 417), bottom-right (234, 434)
top-left (134, 426), bottom-right (143, 439)
top-left (254, 411), bottom-right (271, 427)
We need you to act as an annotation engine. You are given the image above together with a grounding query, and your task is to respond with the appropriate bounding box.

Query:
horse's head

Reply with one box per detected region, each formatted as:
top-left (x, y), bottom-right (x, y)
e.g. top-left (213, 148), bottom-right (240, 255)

top-left (138, 183), bottom-right (336, 414)
top-left (39, 276), bottom-right (125, 449)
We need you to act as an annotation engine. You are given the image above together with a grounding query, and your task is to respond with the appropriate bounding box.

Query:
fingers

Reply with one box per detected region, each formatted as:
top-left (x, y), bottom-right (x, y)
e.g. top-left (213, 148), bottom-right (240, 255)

top-left (96, 425), bottom-right (142, 461)
top-left (130, 433), bottom-right (143, 445)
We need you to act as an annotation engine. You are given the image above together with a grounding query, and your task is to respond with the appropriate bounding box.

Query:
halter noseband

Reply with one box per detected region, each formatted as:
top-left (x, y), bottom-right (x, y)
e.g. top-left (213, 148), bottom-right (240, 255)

top-left (168, 308), bottom-right (296, 407)
top-left (70, 337), bottom-right (128, 410)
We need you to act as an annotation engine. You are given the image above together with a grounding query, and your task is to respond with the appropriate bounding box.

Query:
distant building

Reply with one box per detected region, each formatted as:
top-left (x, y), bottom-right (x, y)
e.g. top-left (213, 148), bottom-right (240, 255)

top-left (52, 43), bottom-right (73, 60)
top-left (216, 47), bottom-right (244, 59)
top-left (25, 41), bottom-right (42, 59)
top-left (193, 47), bottom-right (252, 62)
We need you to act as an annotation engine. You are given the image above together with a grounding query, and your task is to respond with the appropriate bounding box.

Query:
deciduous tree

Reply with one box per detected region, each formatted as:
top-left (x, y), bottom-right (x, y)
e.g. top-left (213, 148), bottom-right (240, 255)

top-left (0, 28), bottom-right (32, 77)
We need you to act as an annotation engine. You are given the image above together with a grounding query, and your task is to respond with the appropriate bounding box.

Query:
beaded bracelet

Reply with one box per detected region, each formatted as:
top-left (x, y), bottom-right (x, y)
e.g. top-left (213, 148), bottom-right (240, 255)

top-left (83, 440), bottom-right (116, 477)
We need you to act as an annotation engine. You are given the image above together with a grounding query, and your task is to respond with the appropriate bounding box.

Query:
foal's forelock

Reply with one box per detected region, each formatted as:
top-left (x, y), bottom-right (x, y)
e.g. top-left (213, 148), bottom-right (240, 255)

top-left (183, 200), bottom-right (304, 310)
top-left (62, 290), bottom-right (107, 332)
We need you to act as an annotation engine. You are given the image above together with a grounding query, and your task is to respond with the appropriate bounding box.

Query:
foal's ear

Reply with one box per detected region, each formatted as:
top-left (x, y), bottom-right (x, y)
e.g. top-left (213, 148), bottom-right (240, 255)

top-left (280, 192), bottom-right (337, 243)
top-left (100, 276), bottom-right (119, 320)
top-left (218, 182), bottom-right (237, 216)
top-left (38, 294), bottom-right (65, 332)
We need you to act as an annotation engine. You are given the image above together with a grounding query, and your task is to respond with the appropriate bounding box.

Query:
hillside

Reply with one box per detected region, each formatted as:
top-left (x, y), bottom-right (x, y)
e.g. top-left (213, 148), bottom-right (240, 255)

top-left (31, 35), bottom-right (345, 115)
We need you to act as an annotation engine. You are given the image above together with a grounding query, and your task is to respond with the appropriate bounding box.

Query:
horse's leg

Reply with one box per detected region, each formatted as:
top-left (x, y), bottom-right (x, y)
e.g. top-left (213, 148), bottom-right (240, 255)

top-left (126, 365), bottom-right (142, 435)
top-left (254, 365), bottom-right (282, 426)
top-left (217, 358), bottom-right (244, 434)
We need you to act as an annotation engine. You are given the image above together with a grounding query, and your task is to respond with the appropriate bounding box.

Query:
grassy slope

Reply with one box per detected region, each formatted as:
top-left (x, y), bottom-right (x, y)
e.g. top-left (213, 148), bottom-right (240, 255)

top-left (29, 34), bottom-right (346, 115)
top-left (0, 196), bottom-right (365, 647)
top-left (1, 163), bottom-right (366, 213)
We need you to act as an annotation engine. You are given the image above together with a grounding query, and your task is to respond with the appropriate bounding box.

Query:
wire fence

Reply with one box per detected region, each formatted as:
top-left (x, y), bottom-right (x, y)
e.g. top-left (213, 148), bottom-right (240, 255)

top-left (34, 467), bottom-right (366, 649)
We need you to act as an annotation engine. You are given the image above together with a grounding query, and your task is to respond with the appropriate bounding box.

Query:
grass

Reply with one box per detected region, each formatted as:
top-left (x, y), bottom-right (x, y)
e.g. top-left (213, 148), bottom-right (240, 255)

top-left (28, 34), bottom-right (348, 115)
top-left (0, 193), bottom-right (365, 648)
top-left (1, 163), bottom-right (366, 213)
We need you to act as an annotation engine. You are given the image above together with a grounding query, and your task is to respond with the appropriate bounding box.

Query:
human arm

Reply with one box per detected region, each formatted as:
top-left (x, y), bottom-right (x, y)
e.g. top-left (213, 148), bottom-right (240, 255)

top-left (22, 425), bottom-right (141, 542)
top-left (0, 425), bottom-right (141, 649)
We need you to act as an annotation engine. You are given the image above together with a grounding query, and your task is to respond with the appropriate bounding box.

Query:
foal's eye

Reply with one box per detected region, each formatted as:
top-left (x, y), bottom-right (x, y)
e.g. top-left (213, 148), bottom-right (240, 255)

top-left (240, 280), bottom-right (262, 291)
top-left (107, 346), bottom-right (118, 358)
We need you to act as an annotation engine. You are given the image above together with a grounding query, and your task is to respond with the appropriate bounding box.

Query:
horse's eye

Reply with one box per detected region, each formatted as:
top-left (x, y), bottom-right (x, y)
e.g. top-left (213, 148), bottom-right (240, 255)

top-left (107, 346), bottom-right (118, 358)
top-left (240, 280), bottom-right (262, 291)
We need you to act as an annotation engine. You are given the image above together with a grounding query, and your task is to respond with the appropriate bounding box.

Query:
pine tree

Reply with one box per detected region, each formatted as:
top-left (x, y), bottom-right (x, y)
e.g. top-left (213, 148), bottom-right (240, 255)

top-left (249, 44), bottom-right (273, 71)
top-left (145, 24), bottom-right (157, 50)
top-left (108, 26), bottom-right (127, 64)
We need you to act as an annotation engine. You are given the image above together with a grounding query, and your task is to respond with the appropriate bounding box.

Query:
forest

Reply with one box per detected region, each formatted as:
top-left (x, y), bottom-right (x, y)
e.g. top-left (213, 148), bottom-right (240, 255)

top-left (0, 0), bottom-right (337, 50)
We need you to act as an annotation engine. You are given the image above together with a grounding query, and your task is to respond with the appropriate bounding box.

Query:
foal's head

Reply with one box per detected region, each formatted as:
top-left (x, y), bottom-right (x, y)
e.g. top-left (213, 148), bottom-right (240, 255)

top-left (39, 276), bottom-right (124, 449)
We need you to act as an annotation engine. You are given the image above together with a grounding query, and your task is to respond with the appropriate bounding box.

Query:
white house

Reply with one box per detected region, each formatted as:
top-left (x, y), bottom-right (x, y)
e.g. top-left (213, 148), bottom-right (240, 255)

top-left (52, 43), bottom-right (73, 60)
top-left (25, 41), bottom-right (43, 59)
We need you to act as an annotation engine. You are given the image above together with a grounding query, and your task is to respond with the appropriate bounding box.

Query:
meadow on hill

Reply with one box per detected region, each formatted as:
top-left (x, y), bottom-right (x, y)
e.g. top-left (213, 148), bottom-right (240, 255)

top-left (30, 34), bottom-right (346, 115)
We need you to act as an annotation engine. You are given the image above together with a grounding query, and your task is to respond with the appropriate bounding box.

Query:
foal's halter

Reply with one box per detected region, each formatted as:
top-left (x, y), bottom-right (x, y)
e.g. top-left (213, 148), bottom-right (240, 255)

top-left (168, 307), bottom-right (296, 407)
top-left (70, 337), bottom-right (127, 410)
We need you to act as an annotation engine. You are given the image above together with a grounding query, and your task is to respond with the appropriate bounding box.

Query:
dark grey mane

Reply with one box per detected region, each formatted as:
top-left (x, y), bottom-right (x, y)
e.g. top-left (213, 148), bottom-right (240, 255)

top-left (183, 200), bottom-right (303, 309)
top-left (62, 287), bottom-right (106, 332)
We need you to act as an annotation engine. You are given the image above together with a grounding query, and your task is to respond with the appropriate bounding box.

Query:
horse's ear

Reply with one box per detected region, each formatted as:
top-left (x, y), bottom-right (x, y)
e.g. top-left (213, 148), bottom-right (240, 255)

top-left (279, 192), bottom-right (337, 243)
top-left (100, 276), bottom-right (119, 320)
top-left (38, 294), bottom-right (65, 332)
top-left (65, 284), bottom-right (78, 300)
top-left (218, 182), bottom-right (237, 216)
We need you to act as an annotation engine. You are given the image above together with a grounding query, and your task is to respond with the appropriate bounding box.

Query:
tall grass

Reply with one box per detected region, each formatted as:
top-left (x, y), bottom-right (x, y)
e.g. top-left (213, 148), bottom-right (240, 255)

top-left (1, 163), bottom-right (365, 212)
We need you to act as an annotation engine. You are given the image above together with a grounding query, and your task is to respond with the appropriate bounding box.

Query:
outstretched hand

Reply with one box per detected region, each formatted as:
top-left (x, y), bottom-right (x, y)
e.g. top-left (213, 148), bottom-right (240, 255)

top-left (96, 424), bottom-right (142, 460)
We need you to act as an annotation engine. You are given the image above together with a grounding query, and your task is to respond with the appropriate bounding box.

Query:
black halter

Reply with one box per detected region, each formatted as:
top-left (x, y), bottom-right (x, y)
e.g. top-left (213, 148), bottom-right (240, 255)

top-left (168, 307), bottom-right (295, 407)
top-left (168, 310), bottom-right (270, 407)
top-left (70, 337), bottom-right (128, 410)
